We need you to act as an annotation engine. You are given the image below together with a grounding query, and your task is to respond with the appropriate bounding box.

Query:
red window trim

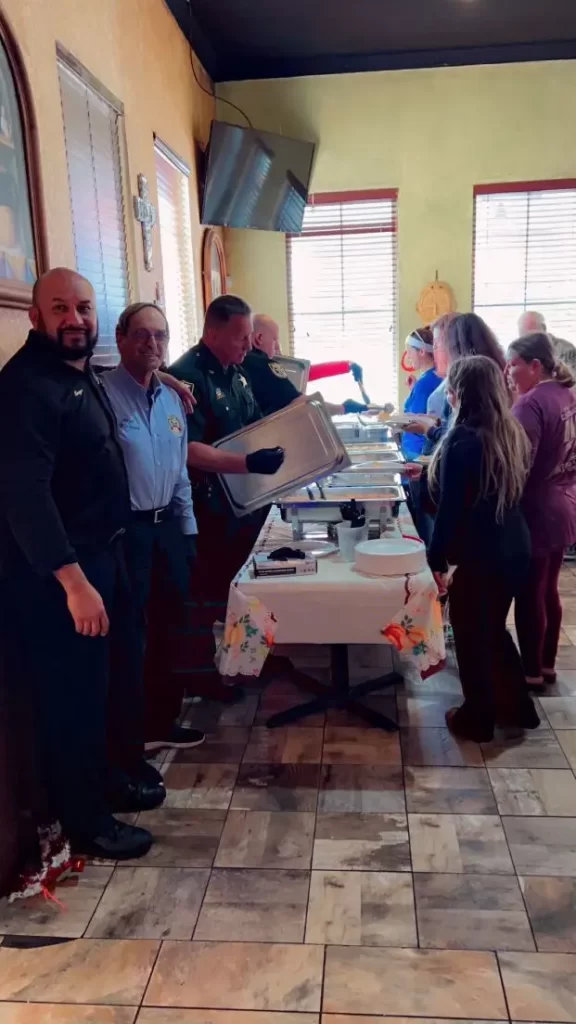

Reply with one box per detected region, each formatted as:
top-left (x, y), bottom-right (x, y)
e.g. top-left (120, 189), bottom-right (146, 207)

top-left (309, 188), bottom-right (398, 204)
top-left (292, 189), bottom-right (398, 239)
top-left (475, 179), bottom-right (576, 196)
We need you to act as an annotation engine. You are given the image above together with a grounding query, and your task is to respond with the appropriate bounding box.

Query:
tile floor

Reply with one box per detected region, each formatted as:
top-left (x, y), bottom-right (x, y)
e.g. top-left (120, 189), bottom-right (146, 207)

top-left (2, 565), bottom-right (576, 1022)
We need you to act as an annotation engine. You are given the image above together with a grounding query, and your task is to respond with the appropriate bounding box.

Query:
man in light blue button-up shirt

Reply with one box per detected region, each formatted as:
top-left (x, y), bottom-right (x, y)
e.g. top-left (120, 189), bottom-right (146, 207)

top-left (102, 302), bottom-right (205, 758)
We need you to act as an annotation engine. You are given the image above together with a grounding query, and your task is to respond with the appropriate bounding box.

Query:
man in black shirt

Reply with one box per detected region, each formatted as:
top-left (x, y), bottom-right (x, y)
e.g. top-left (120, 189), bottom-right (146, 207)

top-left (0, 268), bottom-right (157, 860)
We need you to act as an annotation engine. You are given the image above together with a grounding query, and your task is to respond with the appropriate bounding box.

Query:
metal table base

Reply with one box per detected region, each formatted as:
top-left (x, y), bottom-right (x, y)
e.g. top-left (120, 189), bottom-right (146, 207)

top-left (266, 643), bottom-right (401, 732)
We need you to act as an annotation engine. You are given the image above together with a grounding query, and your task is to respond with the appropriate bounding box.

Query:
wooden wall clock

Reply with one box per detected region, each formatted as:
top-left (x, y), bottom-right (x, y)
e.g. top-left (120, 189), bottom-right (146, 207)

top-left (202, 228), bottom-right (227, 310)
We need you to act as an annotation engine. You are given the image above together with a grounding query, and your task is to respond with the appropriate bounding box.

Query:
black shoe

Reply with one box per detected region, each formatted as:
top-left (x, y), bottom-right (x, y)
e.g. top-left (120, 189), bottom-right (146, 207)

top-left (135, 759), bottom-right (164, 787)
top-left (108, 778), bottom-right (166, 813)
top-left (145, 724), bottom-right (205, 753)
top-left (69, 818), bottom-right (153, 860)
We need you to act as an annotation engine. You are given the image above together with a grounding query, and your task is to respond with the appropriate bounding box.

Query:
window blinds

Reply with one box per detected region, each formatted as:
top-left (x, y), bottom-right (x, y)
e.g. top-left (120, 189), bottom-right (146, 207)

top-left (473, 182), bottom-right (576, 347)
top-left (58, 60), bottom-right (129, 366)
top-left (287, 192), bottom-right (398, 406)
top-left (154, 142), bottom-right (199, 362)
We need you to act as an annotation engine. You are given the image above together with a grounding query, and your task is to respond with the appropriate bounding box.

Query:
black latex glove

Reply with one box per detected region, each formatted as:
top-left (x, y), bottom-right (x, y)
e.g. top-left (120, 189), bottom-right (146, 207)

top-left (342, 399), bottom-right (369, 414)
top-left (183, 534), bottom-right (197, 563)
top-left (350, 362), bottom-right (363, 383)
top-left (246, 446), bottom-right (285, 475)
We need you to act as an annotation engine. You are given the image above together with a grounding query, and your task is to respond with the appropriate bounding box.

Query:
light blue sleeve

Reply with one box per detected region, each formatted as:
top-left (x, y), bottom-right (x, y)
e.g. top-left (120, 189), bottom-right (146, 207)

top-left (171, 399), bottom-right (198, 535)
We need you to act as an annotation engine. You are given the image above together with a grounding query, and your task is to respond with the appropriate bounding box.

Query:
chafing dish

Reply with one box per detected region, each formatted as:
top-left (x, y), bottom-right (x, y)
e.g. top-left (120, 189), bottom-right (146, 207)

top-left (279, 482), bottom-right (406, 541)
top-left (215, 393), bottom-right (351, 517)
top-left (332, 415), bottom-right (393, 445)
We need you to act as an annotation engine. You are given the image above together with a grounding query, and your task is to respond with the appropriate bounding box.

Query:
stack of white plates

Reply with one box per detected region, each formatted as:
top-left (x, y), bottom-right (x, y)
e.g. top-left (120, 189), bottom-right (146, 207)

top-left (355, 537), bottom-right (427, 577)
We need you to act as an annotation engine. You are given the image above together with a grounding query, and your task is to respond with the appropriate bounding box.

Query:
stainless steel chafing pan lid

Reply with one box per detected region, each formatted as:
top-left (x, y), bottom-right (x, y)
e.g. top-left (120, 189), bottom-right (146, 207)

top-left (214, 393), bottom-right (351, 516)
top-left (280, 484), bottom-right (405, 506)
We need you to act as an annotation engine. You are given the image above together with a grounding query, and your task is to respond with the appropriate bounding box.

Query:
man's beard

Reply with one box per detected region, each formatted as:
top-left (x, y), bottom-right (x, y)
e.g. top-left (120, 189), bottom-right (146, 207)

top-left (37, 315), bottom-right (98, 362)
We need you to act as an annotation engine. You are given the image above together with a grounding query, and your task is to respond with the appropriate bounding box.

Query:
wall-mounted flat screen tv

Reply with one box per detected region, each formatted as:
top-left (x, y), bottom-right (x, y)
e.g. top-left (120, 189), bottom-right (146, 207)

top-left (201, 120), bottom-right (316, 234)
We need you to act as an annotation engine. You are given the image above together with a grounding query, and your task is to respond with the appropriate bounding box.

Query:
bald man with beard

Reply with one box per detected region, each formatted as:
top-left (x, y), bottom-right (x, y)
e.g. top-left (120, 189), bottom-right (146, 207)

top-left (0, 268), bottom-right (157, 860)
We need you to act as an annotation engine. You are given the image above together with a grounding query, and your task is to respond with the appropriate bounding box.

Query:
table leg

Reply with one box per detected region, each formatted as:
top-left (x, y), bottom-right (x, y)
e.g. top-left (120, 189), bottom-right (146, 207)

top-left (266, 643), bottom-right (401, 732)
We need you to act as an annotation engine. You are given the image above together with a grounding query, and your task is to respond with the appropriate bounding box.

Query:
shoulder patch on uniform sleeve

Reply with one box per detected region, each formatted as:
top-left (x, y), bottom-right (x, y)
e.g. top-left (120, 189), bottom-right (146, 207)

top-left (270, 362), bottom-right (288, 379)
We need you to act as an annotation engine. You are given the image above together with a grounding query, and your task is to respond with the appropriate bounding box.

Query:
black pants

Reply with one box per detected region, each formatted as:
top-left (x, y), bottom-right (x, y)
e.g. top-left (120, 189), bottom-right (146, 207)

top-left (449, 563), bottom-right (534, 730)
top-left (0, 543), bottom-right (141, 834)
top-left (118, 517), bottom-right (190, 742)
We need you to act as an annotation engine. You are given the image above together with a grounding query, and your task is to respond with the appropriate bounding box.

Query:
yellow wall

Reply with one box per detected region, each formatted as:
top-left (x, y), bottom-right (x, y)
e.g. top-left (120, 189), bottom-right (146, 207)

top-left (220, 60), bottom-right (576, 391)
top-left (0, 0), bottom-right (214, 363)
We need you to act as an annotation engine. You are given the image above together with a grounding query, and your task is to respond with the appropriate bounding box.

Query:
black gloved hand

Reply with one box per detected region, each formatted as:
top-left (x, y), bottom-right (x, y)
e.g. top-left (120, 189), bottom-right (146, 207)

top-left (350, 362), bottom-right (363, 383)
top-left (342, 399), bottom-right (369, 414)
top-left (246, 446), bottom-right (285, 475)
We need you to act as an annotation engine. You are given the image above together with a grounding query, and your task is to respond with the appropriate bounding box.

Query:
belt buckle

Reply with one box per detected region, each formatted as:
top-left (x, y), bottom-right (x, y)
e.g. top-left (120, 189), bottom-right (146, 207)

top-left (154, 508), bottom-right (162, 524)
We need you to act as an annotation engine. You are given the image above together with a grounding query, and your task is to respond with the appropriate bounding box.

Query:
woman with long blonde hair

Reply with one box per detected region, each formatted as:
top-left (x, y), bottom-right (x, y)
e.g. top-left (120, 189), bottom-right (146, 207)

top-left (508, 332), bottom-right (576, 689)
top-left (428, 356), bottom-right (539, 742)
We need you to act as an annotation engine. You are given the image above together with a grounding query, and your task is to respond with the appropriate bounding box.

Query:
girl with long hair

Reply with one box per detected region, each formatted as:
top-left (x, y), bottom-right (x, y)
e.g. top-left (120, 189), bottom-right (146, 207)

top-left (508, 332), bottom-right (576, 688)
top-left (428, 356), bottom-right (539, 742)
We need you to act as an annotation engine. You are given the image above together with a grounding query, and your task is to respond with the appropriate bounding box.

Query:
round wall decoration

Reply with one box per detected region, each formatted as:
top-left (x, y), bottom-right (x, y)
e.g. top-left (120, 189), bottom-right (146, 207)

top-left (416, 272), bottom-right (456, 325)
top-left (202, 228), bottom-right (227, 310)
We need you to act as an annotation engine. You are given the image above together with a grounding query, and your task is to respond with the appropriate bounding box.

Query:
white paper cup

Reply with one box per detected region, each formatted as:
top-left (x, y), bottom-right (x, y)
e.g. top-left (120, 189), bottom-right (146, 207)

top-left (336, 521), bottom-right (369, 561)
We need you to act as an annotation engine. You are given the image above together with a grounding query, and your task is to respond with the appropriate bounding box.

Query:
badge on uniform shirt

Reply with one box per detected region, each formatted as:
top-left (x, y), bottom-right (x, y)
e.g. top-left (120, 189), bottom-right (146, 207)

top-left (270, 362), bottom-right (288, 379)
top-left (238, 374), bottom-right (248, 388)
top-left (215, 387), bottom-right (225, 400)
top-left (168, 415), bottom-right (183, 436)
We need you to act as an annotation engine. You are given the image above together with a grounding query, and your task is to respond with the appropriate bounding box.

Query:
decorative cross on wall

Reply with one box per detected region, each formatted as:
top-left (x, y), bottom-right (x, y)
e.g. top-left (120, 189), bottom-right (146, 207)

top-left (133, 174), bottom-right (156, 272)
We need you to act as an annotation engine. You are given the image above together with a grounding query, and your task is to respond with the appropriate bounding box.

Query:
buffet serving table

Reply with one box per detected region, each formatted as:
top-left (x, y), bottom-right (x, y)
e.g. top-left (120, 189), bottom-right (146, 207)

top-left (219, 505), bottom-right (445, 731)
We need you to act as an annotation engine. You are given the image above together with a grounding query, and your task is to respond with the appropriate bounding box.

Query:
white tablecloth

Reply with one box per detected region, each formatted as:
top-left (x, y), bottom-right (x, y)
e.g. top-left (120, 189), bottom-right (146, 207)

top-left (219, 505), bottom-right (445, 678)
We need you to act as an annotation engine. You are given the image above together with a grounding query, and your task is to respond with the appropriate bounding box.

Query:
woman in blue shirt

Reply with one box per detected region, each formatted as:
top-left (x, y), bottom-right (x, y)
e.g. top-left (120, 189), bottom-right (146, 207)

top-left (402, 327), bottom-right (441, 459)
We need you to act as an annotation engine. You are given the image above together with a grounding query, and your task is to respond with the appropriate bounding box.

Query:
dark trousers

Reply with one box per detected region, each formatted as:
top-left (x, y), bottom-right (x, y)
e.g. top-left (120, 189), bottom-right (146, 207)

top-left (0, 544), bottom-right (140, 834)
top-left (406, 476), bottom-right (434, 548)
top-left (173, 507), bottom-right (265, 694)
top-left (119, 517), bottom-right (190, 742)
top-left (515, 549), bottom-right (564, 678)
top-left (449, 564), bottom-right (533, 730)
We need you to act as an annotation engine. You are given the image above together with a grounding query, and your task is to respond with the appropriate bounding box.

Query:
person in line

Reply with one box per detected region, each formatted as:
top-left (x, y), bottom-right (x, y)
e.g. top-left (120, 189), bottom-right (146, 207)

top-left (247, 313), bottom-right (367, 416)
top-left (518, 311), bottom-right (576, 371)
top-left (427, 356), bottom-right (539, 742)
top-left (168, 295), bottom-right (285, 701)
top-left (508, 332), bottom-right (576, 688)
top-left (401, 326), bottom-right (441, 460)
top-left (0, 268), bottom-right (154, 859)
top-left (101, 302), bottom-right (205, 755)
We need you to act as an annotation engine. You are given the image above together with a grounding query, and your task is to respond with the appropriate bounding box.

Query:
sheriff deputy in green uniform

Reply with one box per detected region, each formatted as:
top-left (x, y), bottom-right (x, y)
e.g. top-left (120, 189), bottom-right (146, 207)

top-left (168, 295), bottom-right (284, 702)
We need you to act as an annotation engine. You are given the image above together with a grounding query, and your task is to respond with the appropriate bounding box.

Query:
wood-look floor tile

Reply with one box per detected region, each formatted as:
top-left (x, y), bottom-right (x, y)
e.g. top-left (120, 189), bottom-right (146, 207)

top-left (398, 694), bottom-right (459, 727)
top-left (244, 728), bottom-right (323, 764)
top-left (255, 683), bottom-right (325, 728)
top-left (521, 877), bottom-right (576, 952)
top-left (161, 763), bottom-right (237, 809)
top-left (409, 814), bottom-right (514, 874)
top-left (85, 866), bottom-right (208, 939)
top-left (482, 731), bottom-right (569, 769)
top-left (322, 1018), bottom-right (505, 1024)
top-left (560, 599), bottom-right (576, 627)
top-left (318, 765), bottom-right (405, 814)
top-left (322, 727), bottom-right (401, 765)
top-left (504, 817), bottom-right (576, 876)
top-left (547, 671), bottom-right (576, 697)
top-left (499, 951), bottom-right (576, 1021)
top-left (0, 939), bottom-right (158, 1004)
top-left (553, 648), bottom-right (576, 670)
top-left (133, 809), bottom-right (225, 867)
top-left (231, 763), bottom-right (320, 812)
top-left (540, 698), bottom-right (576, 729)
top-left (195, 868), bottom-right (309, 942)
top-left (173, 728), bottom-right (250, 764)
top-left (401, 667), bottom-right (464, 697)
top-left (556, 731), bottom-right (576, 771)
top-left (145, 941), bottom-right (324, 1011)
top-left (313, 812), bottom-right (410, 871)
top-left (489, 768), bottom-right (576, 816)
top-left (325, 695), bottom-right (397, 728)
top-left (139, 1013), bottom-right (318, 1024)
top-left (0, 1008), bottom-right (137, 1023)
top-left (218, 694), bottom-right (259, 727)
top-left (0, 866), bottom-right (111, 938)
top-left (215, 811), bottom-right (315, 868)
top-left (401, 727), bottom-right (483, 767)
top-left (414, 873), bottom-right (534, 951)
top-left (323, 947), bottom-right (507, 1018)
top-left (405, 766), bottom-right (496, 813)
top-left (306, 870), bottom-right (416, 946)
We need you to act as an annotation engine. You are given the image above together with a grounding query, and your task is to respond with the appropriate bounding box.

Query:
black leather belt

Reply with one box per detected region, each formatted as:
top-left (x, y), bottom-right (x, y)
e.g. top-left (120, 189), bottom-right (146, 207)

top-left (131, 506), bottom-right (172, 524)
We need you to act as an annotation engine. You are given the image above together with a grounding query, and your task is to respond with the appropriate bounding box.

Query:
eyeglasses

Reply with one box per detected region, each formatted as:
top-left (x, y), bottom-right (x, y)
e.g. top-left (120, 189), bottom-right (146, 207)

top-left (128, 328), bottom-right (168, 344)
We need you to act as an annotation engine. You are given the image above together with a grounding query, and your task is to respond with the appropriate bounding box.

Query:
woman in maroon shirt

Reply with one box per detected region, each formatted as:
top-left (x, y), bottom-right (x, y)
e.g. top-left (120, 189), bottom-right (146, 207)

top-left (508, 333), bottom-right (576, 688)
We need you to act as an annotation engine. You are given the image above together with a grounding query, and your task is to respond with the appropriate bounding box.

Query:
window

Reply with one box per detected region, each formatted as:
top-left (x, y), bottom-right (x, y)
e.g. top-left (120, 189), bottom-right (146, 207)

top-left (287, 191), bottom-right (398, 406)
top-left (473, 181), bottom-right (576, 346)
top-left (58, 50), bottom-right (130, 365)
top-left (154, 139), bottom-right (199, 361)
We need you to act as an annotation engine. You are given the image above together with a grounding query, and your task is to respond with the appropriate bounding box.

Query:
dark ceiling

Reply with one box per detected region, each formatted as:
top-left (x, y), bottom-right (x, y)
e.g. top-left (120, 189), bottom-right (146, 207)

top-left (167, 0), bottom-right (576, 82)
